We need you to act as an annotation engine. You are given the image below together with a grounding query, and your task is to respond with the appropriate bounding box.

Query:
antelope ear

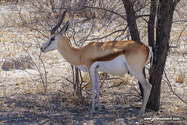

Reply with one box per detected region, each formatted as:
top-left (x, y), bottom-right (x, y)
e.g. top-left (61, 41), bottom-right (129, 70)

top-left (60, 21), bottom-right (70, 36)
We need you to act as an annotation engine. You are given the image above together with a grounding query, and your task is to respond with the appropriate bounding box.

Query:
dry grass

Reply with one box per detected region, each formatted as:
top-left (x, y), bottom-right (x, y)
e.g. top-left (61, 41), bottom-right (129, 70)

top-left (175, 71), bottom-right (186, 83)
top-left (0, 1), bottom-right (187, 124)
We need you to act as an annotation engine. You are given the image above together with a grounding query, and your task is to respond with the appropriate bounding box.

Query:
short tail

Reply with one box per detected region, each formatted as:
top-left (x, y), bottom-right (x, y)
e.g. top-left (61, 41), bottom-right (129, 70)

top-left (148, 46), bottom-right (153, 68)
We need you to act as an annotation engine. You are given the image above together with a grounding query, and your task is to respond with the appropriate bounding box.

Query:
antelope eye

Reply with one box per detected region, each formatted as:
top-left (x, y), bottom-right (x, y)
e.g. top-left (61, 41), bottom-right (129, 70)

top-left (51, 37), bottom-right (55, 41)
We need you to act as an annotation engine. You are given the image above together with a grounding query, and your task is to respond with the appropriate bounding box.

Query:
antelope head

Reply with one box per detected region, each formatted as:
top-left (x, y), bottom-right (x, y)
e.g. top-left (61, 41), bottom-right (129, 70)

top-left (40, 10), bottom-right (70, 53)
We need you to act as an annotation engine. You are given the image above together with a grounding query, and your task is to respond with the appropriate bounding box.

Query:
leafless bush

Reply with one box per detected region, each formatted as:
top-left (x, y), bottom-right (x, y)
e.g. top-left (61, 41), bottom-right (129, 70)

top-left (0, 0), bottom-right (187, 124)
top-left (1, 0), bottom-right (186, 98)
top-left (5, 0), bottom-right (130, 96)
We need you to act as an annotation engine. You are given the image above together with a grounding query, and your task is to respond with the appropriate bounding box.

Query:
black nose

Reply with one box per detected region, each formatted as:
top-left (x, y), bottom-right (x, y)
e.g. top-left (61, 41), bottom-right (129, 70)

top-left (40, 47), bottom-right (43, 52)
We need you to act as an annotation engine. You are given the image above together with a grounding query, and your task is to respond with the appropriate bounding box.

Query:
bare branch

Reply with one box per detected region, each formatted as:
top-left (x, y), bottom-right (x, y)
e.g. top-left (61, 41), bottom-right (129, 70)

top-left (87, 27), bottom-right (128, 41)
top-left (164, 70), bottom-right (187, 105)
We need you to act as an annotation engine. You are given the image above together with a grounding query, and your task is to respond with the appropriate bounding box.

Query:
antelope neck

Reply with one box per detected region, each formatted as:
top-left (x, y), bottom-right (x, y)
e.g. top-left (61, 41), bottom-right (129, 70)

top-left (57, 36), bottom-right (83, 66)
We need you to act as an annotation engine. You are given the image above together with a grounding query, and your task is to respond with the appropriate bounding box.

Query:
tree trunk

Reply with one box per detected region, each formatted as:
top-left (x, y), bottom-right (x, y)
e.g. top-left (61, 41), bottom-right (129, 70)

top-left (75, 67), bottom-right (82, 96)
top-left (148, 0), bottom-right (157, 55)
top-left (122, 0), bottom-right (144, 97)
top-left (72, 66), bottom-right (82, 96)
top-left (147, 0), bottom-right (180, 110)
top-left (122, 0), bottom-right (140, 41)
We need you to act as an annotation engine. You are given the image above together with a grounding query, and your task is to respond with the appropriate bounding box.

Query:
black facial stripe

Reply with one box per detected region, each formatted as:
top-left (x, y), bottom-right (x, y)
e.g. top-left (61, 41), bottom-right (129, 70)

top-left (44, 40), bottom-right (52, 50)
top-left (44, 36), bottom-right (55, 50)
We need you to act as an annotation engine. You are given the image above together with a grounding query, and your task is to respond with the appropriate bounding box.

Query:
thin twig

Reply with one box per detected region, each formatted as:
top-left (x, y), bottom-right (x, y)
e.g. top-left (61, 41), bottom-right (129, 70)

top-left (164, 70), bottom-right (187, 105)
top-left (67, 6), bottom-right (127, 20)
top-left (87, 29), bottom-right (127, 41)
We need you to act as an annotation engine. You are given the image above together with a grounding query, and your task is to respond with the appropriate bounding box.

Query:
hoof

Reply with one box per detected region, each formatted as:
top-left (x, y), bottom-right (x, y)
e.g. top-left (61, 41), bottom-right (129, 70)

top-left (136, 114), bottom-right (141, 122)
top-left (135, 121), bottom-right (140, 125)
top-left (95, 107), bottom-right (101, 111)
top-left (90, 110), bottom-right (95, 119)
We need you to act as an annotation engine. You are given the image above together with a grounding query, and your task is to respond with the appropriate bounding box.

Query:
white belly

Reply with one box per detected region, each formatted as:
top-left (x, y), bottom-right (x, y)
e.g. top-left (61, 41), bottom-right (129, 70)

top-left (77, 55), bottom-right (129, 75)
top-left (95, 55), bottom-right (129, 75)
top-left (77, 65), bottom-right (88, 72)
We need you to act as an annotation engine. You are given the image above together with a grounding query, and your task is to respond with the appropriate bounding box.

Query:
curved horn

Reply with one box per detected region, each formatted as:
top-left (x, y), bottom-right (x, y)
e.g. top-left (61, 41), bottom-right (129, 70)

top-left (51, 10), bottom-right (67, 35)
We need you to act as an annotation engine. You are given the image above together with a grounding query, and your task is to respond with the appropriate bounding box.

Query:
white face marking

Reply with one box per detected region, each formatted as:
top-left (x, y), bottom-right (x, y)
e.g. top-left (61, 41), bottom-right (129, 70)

top-left (41, 34), bottom-right (58, 52)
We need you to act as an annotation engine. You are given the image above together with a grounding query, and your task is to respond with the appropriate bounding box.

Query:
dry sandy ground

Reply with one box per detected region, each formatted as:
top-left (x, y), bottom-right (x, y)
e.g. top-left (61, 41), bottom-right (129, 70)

top-left (0, 2), bottom-right (187, 125)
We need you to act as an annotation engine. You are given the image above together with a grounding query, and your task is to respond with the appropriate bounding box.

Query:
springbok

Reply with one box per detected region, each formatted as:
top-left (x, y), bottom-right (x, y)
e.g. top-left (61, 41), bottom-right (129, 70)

top-left (40, 10), bottom-right (153, 120)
